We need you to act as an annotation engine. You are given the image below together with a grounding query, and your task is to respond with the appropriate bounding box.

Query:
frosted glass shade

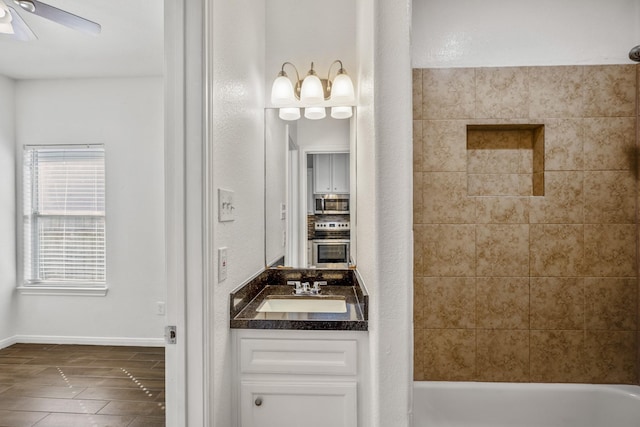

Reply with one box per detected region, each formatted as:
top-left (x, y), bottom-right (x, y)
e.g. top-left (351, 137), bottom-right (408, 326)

top-left (330, 73), bottom-right (355, 104)
top-left (271, 75), bottom-right (295, 106)
top-left (300, 74), bottom-right (324, 104)
top-left (304, 107), bottom-right (326, 120)
top-left (279, 107), bottom-right (300, 121)
top-left (330, 106), bottom-right (352, 119)
top-left (0, 3), bottom-right (14, 34)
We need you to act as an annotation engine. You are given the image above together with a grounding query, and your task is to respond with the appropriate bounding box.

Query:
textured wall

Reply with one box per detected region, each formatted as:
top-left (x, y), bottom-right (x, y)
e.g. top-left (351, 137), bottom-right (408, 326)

top-left (413, 64), bottom-right (638, 384)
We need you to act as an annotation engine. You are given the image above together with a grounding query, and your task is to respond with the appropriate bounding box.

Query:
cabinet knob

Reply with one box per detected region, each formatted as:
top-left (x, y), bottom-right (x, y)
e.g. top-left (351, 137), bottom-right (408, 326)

top-left (255, 397), bottom-right (263, 406)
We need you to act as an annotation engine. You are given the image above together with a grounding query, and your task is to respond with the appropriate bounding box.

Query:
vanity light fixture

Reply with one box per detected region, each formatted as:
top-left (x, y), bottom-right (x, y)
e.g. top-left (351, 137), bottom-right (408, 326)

top-left (0, 0), bottom-right (14, 34)
top-left (270, 60), bottom-right (355, 121)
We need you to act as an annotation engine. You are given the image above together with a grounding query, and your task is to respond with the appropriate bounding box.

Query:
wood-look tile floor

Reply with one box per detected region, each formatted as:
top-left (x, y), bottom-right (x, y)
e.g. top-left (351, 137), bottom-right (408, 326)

top-left (0, 344), bottom-right (165, 427)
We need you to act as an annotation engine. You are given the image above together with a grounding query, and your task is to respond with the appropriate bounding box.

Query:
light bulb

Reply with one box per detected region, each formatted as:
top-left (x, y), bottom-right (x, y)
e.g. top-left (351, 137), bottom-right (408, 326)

top-left (330, 106), bottom-right (352, 119)
top-left (330, 72), bottom-right (355, 104)
top-left (304, 107), bottom-right (326, 120)
top-left (271, 74), bottom-right (295, 106)
top-left (279, 107), bottom-right (300, 121)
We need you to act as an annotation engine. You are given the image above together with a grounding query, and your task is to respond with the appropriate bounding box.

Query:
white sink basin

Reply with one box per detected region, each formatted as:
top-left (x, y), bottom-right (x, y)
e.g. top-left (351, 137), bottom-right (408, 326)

top-left (257, 296), bottom-right (347, 313)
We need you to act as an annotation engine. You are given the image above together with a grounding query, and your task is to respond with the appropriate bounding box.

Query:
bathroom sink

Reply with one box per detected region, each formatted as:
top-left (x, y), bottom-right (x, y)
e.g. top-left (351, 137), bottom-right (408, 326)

top-left (257, 295), bottom-right (347, 313)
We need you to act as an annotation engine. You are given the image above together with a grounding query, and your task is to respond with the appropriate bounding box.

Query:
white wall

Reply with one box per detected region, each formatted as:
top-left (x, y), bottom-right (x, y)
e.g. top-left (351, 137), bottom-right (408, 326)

top-left (353, 0), bottom-right (414, 426)
top-left (265, 0), bottom-right (357, 107)
top-left (0, 75), bottom-right (16, 347)
top-left (412, 0), bottom-right (640, 68)
top-left (14, 77), bottom-right (166, 344)
top-left (210, 0), bottom-right (266, 425)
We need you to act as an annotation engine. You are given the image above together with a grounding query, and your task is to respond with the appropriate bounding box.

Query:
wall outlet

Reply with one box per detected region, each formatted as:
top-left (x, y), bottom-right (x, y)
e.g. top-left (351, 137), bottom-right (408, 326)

top-left (156, 301), bottom-right (166, 316)
top-left (218, 247), bottom-right (228, 282)
top-left (218, 189), bottom-right (235, 222)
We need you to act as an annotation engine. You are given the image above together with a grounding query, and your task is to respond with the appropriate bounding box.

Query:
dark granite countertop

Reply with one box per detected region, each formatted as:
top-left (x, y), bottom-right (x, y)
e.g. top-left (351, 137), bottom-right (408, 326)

top-left (230, 268), bottom-right (368, 331)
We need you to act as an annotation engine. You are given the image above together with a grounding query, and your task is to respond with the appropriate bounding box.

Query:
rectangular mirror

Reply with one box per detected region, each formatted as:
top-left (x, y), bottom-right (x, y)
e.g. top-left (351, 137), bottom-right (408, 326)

top-left (265, 109), bottom-right (356, 269)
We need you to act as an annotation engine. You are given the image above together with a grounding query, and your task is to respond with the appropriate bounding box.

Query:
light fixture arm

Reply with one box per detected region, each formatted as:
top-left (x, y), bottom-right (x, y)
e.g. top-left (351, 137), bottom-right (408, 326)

top-left (326, 59), bottom-right (345, 93)
top-left (279, 62), bottom-right (302, 100)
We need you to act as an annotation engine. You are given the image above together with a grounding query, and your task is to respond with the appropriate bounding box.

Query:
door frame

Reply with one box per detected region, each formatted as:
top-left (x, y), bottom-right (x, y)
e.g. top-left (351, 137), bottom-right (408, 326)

top-left (164, 0), bottom-right (207, 424)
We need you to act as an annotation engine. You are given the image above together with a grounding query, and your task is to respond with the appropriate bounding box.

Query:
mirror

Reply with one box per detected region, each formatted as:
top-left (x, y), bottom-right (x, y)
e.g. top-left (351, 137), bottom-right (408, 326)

top-left (265, 109), bottom-right (356, 269)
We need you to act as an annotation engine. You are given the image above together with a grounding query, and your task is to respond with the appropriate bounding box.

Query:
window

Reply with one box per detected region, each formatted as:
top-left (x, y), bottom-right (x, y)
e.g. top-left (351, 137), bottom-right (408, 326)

top-left (22, 145), bottom-right (106, 293)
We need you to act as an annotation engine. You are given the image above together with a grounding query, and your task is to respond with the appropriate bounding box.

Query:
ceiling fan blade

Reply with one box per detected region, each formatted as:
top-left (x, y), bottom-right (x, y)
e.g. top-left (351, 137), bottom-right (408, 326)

top-left (15, 0), bottom-right (101, 35)
top-left (7, 6), bottom-right (37, 41)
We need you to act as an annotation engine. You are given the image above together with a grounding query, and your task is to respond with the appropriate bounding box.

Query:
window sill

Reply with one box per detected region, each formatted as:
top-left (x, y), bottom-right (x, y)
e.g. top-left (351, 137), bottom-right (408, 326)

top-left (17, 286), bottom-right (109, 297)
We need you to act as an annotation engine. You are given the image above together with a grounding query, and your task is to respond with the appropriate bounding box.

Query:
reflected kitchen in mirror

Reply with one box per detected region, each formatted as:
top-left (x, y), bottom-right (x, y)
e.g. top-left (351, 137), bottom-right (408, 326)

top-left (265, 109), bottom-right (356, 269)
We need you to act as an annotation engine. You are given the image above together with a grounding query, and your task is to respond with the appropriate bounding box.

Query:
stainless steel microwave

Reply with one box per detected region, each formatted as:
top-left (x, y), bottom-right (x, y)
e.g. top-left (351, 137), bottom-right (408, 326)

top-left (314, 195), bottom-right (349, 214)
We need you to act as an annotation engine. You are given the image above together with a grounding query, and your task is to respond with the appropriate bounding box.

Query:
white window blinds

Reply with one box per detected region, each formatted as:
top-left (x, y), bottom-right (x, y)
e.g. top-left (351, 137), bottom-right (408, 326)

top-left (23, 145), bottom-right (106, 285)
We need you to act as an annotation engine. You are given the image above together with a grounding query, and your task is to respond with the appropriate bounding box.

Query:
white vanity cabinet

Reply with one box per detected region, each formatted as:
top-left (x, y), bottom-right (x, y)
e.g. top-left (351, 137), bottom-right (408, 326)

top-left (313, 153), bottom-right (349, 194)
top-left (233, 329), bottom-right (367, 427)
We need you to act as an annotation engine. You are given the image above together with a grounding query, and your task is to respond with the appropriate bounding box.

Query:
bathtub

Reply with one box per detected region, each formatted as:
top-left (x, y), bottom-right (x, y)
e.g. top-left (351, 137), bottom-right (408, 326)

top-left (413, 381), bottom-right (640, 427)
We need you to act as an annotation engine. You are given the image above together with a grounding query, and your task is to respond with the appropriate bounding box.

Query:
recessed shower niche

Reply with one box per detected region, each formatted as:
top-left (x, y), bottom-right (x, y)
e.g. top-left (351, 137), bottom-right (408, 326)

top-left (466, 124), bottom-right (545, 197)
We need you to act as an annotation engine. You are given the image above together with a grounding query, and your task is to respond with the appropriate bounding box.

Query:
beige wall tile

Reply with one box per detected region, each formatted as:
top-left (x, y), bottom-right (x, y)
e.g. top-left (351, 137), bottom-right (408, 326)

top-left (476, 225), bottom-right (529, 277)
top-left (413, 120), bottom-right (423, 173)
top-left (422, 120), bottom-right (468, 172)
top-left (475, 197), bottom-right (529, 224)
top-left (421, 172), bottom-right (476, 223)
top-left (421, 277), bottom-right (476, 328)
top-left (530, 225), bottom-right (584, 277)
top-left (476, 277), bottom-right (529, 329)
top-left (529, 66), bottom-right (584, 118)
top-left (414, 277), bottom-right (426, 327)
top-left (585, 331), bottom-right (638, 384)
top-left (585, 278), bottom-right (637, 330)
top-left (530, 331), bottom-right (587, 383)
top-left (476, 330), bottom-right (530, 382)
top-left (468, 173), bottom-right (523, 196)
top-left (584, 224), bottom-right (636, 277)
top-left (422, 68), bottom-right (476, 119)
top-left (584, 117), bottom-right (636, 170)
top-left (475, 67), bottom-right (530, 119)
top-left (529, 171), bottom-right (584, 224)
top-left (584, 171), bottom-right (635, 224)
top-left (423, 329), bottom-right (476, 381)
top-left (543, 119), bottom-right (584, 171)
top-left (583, 65), bottom-right (637, 117)
top-left (530, 277), bottom-right (584, 329)
top-left (414, 328), bottom-right (426, 381)
top-left (413, 69), bottom-right (423, 120)
top-left (420, 225), bottom-right (476, 277)
top-left (414, 225), bottom-right (427, 276)
top-left (413, 172), bottom-right (424, 224)
top-left (413, 65), bottom-right (639, 384)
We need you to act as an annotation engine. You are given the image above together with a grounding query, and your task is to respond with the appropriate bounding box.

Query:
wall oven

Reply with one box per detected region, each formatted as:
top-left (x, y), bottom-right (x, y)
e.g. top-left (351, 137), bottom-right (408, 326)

top-left (311, 240), bottom-right (350, 268)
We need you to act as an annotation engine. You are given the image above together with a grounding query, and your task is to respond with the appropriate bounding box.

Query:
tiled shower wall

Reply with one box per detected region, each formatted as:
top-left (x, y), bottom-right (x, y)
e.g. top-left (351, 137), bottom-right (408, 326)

top-left (413, 65), bottom-right (639, 383)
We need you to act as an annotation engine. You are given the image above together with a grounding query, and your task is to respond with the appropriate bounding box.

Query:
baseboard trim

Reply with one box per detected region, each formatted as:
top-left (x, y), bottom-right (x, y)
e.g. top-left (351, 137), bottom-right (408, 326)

top-left (0, 335), bottom-right (18, 350)
top-left (4, 335), bottom-right (165, 348)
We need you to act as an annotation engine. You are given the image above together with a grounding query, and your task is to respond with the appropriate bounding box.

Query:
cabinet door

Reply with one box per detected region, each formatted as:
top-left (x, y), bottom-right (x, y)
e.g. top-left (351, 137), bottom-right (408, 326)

top-left (313, 154), bottom-right (332, 193)
top-left (240, 381), bottom-right (357, 427)
top-left (331, 153), bottom-right (349, 193)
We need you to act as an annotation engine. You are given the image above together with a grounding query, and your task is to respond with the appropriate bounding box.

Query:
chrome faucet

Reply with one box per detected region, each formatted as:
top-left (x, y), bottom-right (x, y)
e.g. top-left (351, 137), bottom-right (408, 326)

top-left (288, 280), bottom-right (327, 295)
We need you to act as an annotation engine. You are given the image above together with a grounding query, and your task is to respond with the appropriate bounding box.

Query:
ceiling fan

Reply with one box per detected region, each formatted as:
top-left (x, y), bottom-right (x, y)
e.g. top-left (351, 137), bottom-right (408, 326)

top-left (0, 0), bottom-right (101, 41)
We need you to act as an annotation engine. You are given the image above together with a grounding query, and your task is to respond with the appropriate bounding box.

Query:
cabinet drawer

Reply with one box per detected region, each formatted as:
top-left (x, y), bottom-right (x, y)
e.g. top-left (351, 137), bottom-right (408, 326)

top-left (240, 337), bottom-right (357, 376)
top-left (240, 381), bottom-right (357, 427)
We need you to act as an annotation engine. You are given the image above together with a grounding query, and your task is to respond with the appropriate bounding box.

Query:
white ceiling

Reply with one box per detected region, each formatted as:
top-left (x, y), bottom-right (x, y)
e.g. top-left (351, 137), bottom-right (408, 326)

top-left (0, 0), bottom-right (164, 80)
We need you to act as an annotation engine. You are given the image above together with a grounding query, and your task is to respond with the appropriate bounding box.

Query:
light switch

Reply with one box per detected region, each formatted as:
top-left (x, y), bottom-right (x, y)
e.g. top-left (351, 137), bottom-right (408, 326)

top-left (218, 189), bottom-right (235, 222)
top-left (218, 247), bottom-right (228, 282)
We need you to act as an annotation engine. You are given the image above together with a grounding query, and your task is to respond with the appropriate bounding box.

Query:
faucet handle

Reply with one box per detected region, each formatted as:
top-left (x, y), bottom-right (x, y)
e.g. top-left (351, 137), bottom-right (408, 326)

top-left (311, 281), bottom-right (327, 294)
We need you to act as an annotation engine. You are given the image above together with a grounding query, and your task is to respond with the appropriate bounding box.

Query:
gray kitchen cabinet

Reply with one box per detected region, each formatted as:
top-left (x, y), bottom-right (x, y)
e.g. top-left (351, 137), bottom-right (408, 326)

top-left (313, 153), bottom-right (349, 194)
